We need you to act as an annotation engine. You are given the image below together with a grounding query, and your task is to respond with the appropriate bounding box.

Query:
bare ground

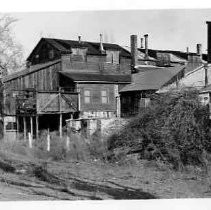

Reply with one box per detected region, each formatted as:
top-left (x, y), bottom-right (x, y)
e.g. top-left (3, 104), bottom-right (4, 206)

top-left (1, 152), bottom-right (211, 200)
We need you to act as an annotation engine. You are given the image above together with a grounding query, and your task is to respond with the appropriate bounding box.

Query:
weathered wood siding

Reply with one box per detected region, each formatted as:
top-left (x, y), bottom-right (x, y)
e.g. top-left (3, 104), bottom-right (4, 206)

top-left (61, 54), bottom-right (131, 75)
top-left (78, 83), bottom-right (116, 112)
top-left (30, 42), bottom-right (60, 65)
top-left (37, 92), bottom-right (78, 114)
top-left (4, 62), bottom-right (60, 92)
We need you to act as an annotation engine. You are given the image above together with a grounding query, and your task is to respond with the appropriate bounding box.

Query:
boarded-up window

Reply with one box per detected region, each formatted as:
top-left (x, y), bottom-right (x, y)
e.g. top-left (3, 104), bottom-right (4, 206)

top-left (106, 50), bottom-right (119, 64)
top-left (101, 90), bottom-right (109, 104)
top-left (84, 90), bottom-right (91, 103)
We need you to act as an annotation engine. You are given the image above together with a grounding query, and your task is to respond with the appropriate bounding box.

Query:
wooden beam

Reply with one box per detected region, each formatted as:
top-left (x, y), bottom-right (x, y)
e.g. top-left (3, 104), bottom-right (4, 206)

top-left (23, 117), bottom-right (27, 140)
top-left (59, 113), bottom-right (62, 138)
top-left (30, 116), bottom-right (33, 139)
top-left (16, 116), bottom-right (19, 140)
top-left (36, 115), bottom-right (39, 139)
top-left (59, 88), bottom-right (62, 138)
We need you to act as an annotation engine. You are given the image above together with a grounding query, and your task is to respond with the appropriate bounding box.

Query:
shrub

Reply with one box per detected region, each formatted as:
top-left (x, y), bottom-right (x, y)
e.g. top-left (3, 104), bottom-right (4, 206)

top-left (108, 88), bottom-right (211, 170)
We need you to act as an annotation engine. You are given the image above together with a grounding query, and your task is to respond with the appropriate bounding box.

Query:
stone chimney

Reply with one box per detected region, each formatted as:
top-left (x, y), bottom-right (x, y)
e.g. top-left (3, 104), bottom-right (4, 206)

top-left (144, 34), bottom-right (149, 59)
top-left (130, 35), bottom-right (138, 70)
top-left (206, 21), bottom-right (211, 63)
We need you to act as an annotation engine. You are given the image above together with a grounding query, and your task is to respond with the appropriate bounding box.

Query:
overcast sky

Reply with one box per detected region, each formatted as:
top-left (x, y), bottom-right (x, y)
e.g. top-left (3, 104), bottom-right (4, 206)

top-left (8, 9), bottom-right (211, 59)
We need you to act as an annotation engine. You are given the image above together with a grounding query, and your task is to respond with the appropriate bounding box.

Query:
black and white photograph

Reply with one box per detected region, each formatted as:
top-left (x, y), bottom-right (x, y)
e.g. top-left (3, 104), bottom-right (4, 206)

top-left (1, 1), bottom-right (211, 207)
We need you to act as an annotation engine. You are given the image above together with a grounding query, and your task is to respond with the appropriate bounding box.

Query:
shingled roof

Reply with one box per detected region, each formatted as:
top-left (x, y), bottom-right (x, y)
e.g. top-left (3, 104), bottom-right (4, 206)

top-left (27, 38), bottom-right (131, 61)
top-left (60, 72), bottom-right (131, 83)
top-left (119, 65), bottom-right (185, 92)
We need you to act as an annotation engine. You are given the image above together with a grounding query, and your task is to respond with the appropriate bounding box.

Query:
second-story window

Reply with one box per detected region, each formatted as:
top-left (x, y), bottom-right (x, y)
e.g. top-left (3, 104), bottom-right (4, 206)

top-left (84, 90), bottom-right (91, 104)
top-left (106, 50), bottom-right (119, 64)
top-left (101, 90), bottom-right (109, 104)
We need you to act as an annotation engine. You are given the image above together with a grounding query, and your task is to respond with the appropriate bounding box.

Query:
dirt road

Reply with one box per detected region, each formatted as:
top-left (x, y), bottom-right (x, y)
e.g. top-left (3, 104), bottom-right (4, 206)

top-left (1, 156), bottom-right (211, 200)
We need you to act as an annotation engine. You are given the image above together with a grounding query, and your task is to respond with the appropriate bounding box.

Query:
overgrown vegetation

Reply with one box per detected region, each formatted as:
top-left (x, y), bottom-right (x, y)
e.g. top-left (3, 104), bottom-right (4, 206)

top-left (108, 88), bottom-right (211, 170)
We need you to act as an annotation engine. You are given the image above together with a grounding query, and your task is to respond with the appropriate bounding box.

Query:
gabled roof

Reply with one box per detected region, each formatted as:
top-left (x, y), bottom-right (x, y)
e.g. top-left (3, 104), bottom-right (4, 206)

top-left (119, 65), bottom-right (185, 92)
top-left (60, 72), bottom-right (131, 83)
top-left (27, 38), bottom-right (131, 61)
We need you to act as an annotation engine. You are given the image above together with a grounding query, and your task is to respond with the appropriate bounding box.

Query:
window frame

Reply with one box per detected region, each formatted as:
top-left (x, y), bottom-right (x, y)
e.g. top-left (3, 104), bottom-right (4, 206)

top-left (101, 89), bottom-right (109, 104)
top-left (84, 89), bottom-right (91, 104)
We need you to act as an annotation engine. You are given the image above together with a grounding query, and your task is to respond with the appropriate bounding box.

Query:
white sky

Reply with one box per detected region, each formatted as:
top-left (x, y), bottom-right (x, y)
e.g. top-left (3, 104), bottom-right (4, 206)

top-left (6, 9), bottom-right (211, 59)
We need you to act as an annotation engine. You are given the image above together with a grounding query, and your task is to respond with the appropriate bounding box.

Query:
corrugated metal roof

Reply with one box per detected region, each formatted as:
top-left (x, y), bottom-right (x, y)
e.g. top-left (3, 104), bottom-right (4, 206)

top-left (60, 72), bottom-right (131, 83)
top-left (119, 65), bottom-right (185, 92)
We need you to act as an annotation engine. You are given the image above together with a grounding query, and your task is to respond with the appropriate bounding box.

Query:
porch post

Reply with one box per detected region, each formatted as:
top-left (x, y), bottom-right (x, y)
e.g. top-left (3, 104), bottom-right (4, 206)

top-left (16, 116), bottom-right (19, 140)
top-left (23, 116), bottom-right (27, 140)
top-left (30, 116), bottom-right (33, 139)
top-left (36, 115), bottom-right (39, 139)
top-left (59, 113), bottom-right (62, 138)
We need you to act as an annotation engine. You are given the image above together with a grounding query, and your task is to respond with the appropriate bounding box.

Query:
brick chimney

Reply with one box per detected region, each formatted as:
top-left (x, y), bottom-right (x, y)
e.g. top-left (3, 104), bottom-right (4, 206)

top-left (140, 37), bottom-right (144, 49)
top-left (144, 34), bottom-right (149, 59)
top-left (130, 35), bottom-right (138, 70)
top-left (186, 47), bottom-right (189, 54)
top-left (206, 21), bottom-right (211, 63)
top-left (99, 34), bottom-right (105, 53)
top-left (196, 43), bottom-right (202, 56)
top-left (78, 35), bottom-right (81, 43)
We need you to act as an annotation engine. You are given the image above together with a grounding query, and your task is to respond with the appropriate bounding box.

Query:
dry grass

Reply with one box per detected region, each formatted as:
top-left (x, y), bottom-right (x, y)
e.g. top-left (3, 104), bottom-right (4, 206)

top-left (1, 129), bottom-right (211, 200)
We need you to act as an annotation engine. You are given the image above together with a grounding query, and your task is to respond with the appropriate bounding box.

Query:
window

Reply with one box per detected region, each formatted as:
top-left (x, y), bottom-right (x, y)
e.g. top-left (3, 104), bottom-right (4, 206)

top-left (6, 122), bottom-right (17, 131)
top-left (101, 90), bottom-right (109, 104)
top-left (106, 50), bottom-right (119, 64)
top-left (84, 90), bottom-right (91, 104)
top-left (49, 50), bottom-right (54, 59)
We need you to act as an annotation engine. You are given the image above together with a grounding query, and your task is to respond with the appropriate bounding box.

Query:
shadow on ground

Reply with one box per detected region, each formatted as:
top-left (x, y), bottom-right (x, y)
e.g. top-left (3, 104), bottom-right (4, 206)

top-left (70, 177), bottom-right (156, 199)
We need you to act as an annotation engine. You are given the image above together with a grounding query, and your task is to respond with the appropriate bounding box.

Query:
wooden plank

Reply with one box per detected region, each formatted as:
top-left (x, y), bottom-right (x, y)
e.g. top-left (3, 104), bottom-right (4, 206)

top-left (36, 115), bottom-right (39, 139)
top-left (30, 116), bottom-right (33, 139)
top-left (23, 117), bottom-right (27, 140)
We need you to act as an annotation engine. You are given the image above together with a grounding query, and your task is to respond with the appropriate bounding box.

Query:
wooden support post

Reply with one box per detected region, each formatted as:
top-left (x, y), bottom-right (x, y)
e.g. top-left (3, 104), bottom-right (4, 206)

top-left (28, 132), bottom-right (32, 148)
top-left (59, 113), bottom-right (62, 138)
top-left (30, 116), bottom-right (33, 139)
top-left (47, 129), bottom-right (50, 151)
top-left (36, 115), bottom-right (39, 139)
top-left (59, 87), bottom-right (62, 138)
top-left (23, 117), bottom-right (27, 141)
top-left (16, 116), bottom-right (19, 140)
top-left (116, 95), bottom-right (121, 118)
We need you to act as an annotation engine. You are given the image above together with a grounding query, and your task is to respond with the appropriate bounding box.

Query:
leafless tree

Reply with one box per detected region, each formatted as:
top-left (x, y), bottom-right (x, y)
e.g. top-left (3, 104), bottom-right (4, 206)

top-left (0, 14), bottom-right (24, 76)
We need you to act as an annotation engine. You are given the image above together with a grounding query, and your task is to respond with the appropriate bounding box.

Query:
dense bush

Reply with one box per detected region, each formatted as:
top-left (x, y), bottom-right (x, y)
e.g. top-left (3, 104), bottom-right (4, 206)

top-left (108, 88), bottom-right (211, 170)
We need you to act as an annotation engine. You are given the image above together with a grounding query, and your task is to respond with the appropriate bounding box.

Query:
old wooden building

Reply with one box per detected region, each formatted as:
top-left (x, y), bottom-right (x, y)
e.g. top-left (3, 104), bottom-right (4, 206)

top-left (2, 36), bottom-right (131, 139)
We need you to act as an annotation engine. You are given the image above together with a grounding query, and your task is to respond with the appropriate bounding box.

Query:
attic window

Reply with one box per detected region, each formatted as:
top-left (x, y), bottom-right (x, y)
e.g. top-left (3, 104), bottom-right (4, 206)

top-left (49, 50), bottom-right (54, 59)
top-left (106, 50), bottom-right (119, 64)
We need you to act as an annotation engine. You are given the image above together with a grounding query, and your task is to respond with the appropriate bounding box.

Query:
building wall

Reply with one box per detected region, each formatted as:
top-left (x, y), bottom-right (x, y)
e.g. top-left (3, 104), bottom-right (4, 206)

top-left (4, 62), bottom-right (61, 92)
top-left (178, 66), bottom-right (211, 88)
top-left (61, 54), bottom-right (131, 75)
top-left (3, 62), bottom-right (61, 116)
top-left (78, 83), bottom-right (116, 112)
top-left (30, 42), bottom-right (60, 65)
